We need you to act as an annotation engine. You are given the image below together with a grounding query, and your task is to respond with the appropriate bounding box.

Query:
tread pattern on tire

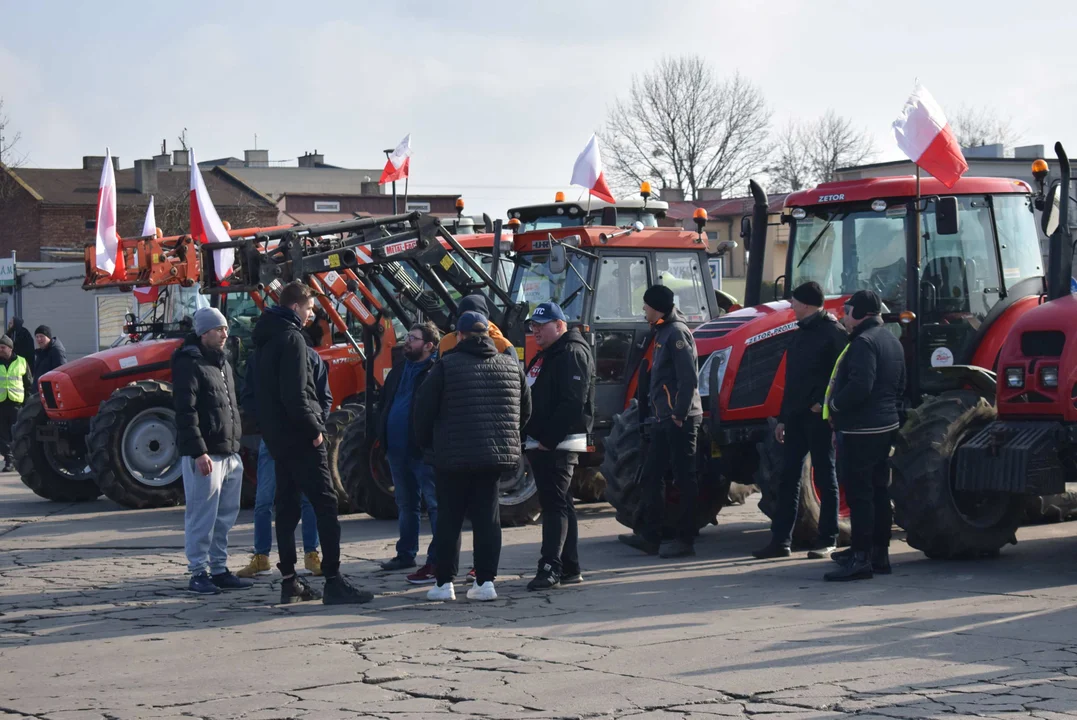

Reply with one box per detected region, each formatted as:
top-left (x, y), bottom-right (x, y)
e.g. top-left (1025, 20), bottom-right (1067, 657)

top-left (325, 403), bottom-right (363, 514)
top-left (339, 407), bottom-right (397, 520)
top-left (12, 396), bottom-right (100, 502)
top-left (571, 466), bottom-right (606, 504)
top-left (88, 380), bottom-right (184, 510)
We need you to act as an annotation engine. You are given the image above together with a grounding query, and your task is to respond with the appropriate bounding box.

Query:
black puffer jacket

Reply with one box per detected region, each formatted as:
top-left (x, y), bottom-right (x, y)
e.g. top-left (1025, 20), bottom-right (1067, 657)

top-left (252, 306), bottom-right (324, 452)
top-left (33, 337), bottom-right (67, 381)
top-left (779, 310), bottom-right (847, 422)
top-left (414, 335), bottom-right (532, 473)
top-left (171, 333), bottom-right (241, 458)
top-left (828, 316), bottom-right (906, 434)
top-left (524, 328), bottom-right (595, 450)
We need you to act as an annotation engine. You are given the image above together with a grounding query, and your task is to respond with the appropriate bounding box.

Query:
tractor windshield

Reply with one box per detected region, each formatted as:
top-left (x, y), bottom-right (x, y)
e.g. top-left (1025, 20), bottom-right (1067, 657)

top-left (509, 253), bottom-right (594, 322)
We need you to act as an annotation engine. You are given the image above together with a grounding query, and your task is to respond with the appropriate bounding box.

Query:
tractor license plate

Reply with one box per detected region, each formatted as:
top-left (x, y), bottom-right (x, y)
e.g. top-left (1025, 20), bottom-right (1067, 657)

top-left (36, 425), bottom-right (60, 443)
top-left (710, 441), bottom-right (722, 458)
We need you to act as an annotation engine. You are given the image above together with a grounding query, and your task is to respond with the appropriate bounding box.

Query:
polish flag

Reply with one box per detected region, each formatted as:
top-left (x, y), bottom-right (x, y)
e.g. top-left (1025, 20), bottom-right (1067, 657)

top-left (892, 84), bottom-right (968, 189)
top-left (141, 195), bottom-right (156, 238)
top-left (570, 134), bottom-right (616, 204)
top-left (93, 148), bottom-right (124, 278)
top-left (379, 134), bottom-right (411, 185)
top-left (188, 149), bottom-right (234, 280)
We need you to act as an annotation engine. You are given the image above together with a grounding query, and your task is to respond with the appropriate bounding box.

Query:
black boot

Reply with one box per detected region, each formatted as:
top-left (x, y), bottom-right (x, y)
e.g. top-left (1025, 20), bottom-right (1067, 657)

top-left (830, 547), bottom-right (853, 564)
top-left (618, 533), bottom-right (659, 555)
top-left (281, 575), bottom-right (321, 604)
top-left (752, 542), bottom-right (791, 559)
top-left (824, 551), bottom-right (873, 581)
top-left (871, 546), bottom-right (891, 575)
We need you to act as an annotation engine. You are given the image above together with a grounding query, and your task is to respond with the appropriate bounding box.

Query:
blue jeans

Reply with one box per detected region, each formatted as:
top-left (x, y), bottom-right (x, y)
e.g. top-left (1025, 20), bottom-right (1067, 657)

top-left (183, 453), bottom-right (243, 575)
top-left (389, 453), bottom-right (438, 565)
top-left (254, 441), bottom-right (318, 555)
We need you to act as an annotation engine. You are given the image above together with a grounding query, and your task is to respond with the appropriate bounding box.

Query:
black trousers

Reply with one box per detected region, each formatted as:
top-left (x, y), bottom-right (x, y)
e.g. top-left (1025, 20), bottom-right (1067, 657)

top-left (433, 469), bottom-right (502, 585)
top-left (528, 450), bottom-right (579, 575)
top-left (838, 431), bottom-right (895, 552)
top-left (271, 443), bottom-right (342, 577)
top-left (772, 411), bottom-right (838, 548)
top-left (640, 416), bottom-right (701, 544)
top-left (0, 403), bottom-right (19, 459)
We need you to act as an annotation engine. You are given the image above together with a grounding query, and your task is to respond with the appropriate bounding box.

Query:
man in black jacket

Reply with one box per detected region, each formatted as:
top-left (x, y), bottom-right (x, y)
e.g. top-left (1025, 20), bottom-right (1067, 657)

top-left (620, 285), bottom-right (704, 559)
top-left (173, 308), bottom-right (252, 595)
top-left (8, 318), bottom-right (34, 367)
top-left (253, 281), bottom-right (372, 605)
top-left (32, 326), bottom-right (67, 381)
top-left (523, 302), bottom-right (594, 590)
top-left (754, 282), bottom-right (847, 560)
top-left (824, 290), bottom-right (906, 582)
top-left (414, 310), bottom-right (531, 602)
top-left (378, 321), bottom-right (441, 584)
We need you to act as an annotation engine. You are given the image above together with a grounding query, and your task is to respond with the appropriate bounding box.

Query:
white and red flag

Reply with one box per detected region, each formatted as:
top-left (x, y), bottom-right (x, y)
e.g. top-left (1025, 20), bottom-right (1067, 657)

top-left (379, 134), bottom-right (411, 184)
top-left (892, 84), bottom-right (968, 189)
top-left (141, 195), bottom-right (156, 238)
top-left (188, 149), bottom-right (234, 281)
top-left (570, 134), bottom-right (616, 204)
top-left (93, 148), bottom-right (123, 277)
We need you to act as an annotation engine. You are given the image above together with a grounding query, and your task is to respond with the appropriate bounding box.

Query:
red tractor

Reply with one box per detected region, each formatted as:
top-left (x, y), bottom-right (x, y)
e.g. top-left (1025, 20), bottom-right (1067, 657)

top-left (604, 172), bottom-right (1049, 546)
top-left (892, 142), bottom-right (1077, 558)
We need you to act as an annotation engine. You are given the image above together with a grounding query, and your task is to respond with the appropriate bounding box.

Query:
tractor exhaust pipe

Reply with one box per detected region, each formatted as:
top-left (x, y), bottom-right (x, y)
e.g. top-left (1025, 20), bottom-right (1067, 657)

top-left (1047, 142), bottom-right (1072, 301)
top-left (743, 179), bottom-right (769, 308)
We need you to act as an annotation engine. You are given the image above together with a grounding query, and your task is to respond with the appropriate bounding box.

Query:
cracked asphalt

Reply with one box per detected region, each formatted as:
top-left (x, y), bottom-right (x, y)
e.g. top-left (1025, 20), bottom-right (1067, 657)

top-left (3, 472), bottom-right (1077, 720)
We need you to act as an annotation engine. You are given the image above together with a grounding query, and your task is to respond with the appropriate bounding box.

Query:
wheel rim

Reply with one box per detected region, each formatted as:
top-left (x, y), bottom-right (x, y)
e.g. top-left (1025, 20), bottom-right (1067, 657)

top-left (37, 416), bottom-right (93, 482)
top-left (121, 407), bottom-right (181, 487)
top-left (500, 456), bottom-right (536, 506)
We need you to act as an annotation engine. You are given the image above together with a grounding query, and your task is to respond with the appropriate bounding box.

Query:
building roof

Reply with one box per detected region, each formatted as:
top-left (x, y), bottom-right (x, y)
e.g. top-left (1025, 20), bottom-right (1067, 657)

top-left (6, 166), bottom-right (276, 208)
top-left (784, 175), bottom-right (1031, 207)
top-left (218, 166), bottom-right (387, 200)
top-left (666, 193), bottom-right (789, 221)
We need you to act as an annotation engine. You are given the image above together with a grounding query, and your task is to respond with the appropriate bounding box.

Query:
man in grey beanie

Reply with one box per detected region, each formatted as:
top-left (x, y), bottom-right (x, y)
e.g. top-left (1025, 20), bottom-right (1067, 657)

top-left (173, 306), bottom-right (252, 595)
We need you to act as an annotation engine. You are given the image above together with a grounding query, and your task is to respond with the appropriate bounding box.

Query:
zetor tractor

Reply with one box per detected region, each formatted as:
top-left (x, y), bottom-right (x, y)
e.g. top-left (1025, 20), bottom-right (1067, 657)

top-left (892, 142), bottom-right (1077, 558)
top-left (607, 170), bottom-right (1050, 546)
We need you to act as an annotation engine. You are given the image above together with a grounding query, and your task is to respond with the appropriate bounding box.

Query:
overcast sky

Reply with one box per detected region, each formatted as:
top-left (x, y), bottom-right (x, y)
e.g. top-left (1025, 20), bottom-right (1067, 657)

top-left (2, 0), bottom-right (1075, 216)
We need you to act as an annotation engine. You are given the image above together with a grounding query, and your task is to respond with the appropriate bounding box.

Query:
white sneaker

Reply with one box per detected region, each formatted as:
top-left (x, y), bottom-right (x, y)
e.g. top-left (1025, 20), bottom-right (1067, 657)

top-left (427, 582), bottom-right (456, 601)
top-left (467, 581), bottom-right (497, 601)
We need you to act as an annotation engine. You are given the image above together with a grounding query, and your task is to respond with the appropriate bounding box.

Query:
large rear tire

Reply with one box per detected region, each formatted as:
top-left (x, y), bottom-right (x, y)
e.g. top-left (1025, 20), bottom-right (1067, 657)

top-left (601, 400), bottom-right (725, 536)
top-left (339, 408), bottom-right (398, 520)
top-left (571, 466), bottom-right (605, 503)
top-left (89, 380), bottom-right (184, 510)
top-left (12, 396), bottom-right (99, 502)
top-left (754, 417), bottom-right (852, 547)
top-left (325, 403), bottom-right (363, 514)
top-left (890, 391), bottom-right (1024, 559)
top-left (499, 456), bottom-right (542, 527)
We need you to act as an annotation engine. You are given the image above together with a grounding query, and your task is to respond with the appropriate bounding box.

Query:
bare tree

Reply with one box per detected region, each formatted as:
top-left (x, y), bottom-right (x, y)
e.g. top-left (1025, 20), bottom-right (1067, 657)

top-left (600, 56), bottom-right (771, 200)
top-left (0, 97), bottom-right (26, 168)
top-left (765, 111), bottom-right (875, 192)
top-left (949, 105), bottom-right (1021, 149)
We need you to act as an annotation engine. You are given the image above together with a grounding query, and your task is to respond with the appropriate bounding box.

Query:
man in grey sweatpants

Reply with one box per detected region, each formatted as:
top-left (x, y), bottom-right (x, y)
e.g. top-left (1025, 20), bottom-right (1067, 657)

top-left (172, 307), bottom-right (252, 595)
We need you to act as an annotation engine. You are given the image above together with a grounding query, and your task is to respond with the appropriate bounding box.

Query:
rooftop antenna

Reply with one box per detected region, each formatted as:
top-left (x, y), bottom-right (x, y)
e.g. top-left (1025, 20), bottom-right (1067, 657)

top-left (254, 133), bottom-right (258, 150)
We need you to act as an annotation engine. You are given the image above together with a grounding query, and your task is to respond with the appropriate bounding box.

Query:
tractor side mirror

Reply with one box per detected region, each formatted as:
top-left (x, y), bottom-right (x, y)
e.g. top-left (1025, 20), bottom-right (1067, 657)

top-left (740, 216), bottom-right (752, 241)
top-left (1042, 182), bottom-right (1061, 236)
top-left (549, 244), bottom-right (568, 275)
top-left (936, 196), bottom-right (960, 235)
top-left (712, 239), bottom-right (738, 256)
top-left (600, 207), bottom-right (618, 226)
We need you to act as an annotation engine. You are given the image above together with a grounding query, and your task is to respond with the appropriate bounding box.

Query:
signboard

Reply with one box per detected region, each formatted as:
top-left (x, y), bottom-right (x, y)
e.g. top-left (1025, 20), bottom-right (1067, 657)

top-left (406, 201), bottom-right (431, 213)
top-left (0, 258), bottom-right (14, 287)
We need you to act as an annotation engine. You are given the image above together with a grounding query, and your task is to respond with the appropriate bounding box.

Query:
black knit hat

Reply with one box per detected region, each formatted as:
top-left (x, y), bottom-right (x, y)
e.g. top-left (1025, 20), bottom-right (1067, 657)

top-left (845, 290), bottom-right (882, 319)
top-left (34, 325), bottom-right (52, 339)
top-left (0, 335), bottom-right (12, 350)
top-left (643, 284), bottom-right (675, 314)
top-left (791, 281), bottom-right (824, 307)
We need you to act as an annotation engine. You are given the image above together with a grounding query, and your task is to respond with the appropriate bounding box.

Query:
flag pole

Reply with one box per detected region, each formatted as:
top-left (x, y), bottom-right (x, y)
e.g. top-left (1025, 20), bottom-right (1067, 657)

top-left (404, 176), bottom-right (409, 213)
top-left (384, 148), bottom-right (397, 214)
top-left (915, 164), bottom-right (922, 268)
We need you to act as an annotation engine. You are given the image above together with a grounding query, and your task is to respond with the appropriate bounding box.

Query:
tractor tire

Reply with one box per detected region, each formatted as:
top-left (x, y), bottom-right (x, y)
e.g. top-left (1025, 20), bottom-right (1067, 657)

top-left (89, 380), bottom-right (184, 510)
top-left (571, 466), bottom-right (605, 503)
top-left (499, 456), bottom-right (542, 526)
top-left (890, 391), bottom-right (1025, 559)
top-left (339, 409), bottom-right (398, 520)
top-left (727, 482), bottom-right (756, 506)
top-left (754, 417), bottom-right (852, 547)
top-left (12, 396), bottom-right (100, 502)
top-left (601, 400), bottom-right (725, 536)
top-left (325, 403), bottom-right (363, 515)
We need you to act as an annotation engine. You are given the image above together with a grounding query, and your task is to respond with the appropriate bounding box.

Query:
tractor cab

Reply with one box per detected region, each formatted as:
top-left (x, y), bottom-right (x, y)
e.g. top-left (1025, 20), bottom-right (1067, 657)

top-left (507, 192), bottom-right (669, 232)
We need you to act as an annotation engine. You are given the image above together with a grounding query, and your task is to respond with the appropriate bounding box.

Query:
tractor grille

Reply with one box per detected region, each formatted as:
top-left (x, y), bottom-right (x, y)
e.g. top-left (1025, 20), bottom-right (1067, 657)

top-left (1021, 330), bottom-right (1065, 357)
top-left (694, 315), bottom-right (752, 340)
top-left (728, 332), bottom-right (792, 409)
top-left (40, 381), bottom-right (57, 409)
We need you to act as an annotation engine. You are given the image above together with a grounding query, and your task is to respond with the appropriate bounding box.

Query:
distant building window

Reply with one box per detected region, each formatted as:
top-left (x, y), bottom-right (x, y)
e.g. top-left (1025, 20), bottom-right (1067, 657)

top-left (85, 220), bottom-right (96, 230)
top-left (406, 201), bottom-right (431, 213)
top-left (314, 201), bottom-right (340, 213)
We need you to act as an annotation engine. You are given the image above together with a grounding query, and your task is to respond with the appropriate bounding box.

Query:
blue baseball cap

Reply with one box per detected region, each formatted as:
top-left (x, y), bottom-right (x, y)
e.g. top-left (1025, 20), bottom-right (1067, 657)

top-left (530, 302), bottom-right (567, 324)
top-left (457, 310), bottom-right (489, 334)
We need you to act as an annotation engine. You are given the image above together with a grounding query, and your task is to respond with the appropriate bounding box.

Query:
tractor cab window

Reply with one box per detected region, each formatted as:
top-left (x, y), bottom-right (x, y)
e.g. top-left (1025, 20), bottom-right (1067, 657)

top-left (593, 256), bottom-right (648, 323)
top-left (222, 292), bottom-right (261, 375)
top-left (993, 194), bottom-right (1044, 288)
top-left (920, 195), bottom-right (1002, 322)
top-left (510, 253), bottom-right (593, 323)
top-left (163, 285), bottom-right (210, 326)
top-left (655, 252), bottom-right (711, 323)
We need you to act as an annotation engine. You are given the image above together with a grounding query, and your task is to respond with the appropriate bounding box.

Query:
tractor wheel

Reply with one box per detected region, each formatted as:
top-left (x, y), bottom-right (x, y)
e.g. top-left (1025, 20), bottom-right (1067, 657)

top-left (339, 409), bottom-right (398, 520)
top-left (754, 417), bottom-right (852, 547)
top-left (89, 380), bottom-right (184, 510)
top-left (499, 456), bottom-right (542, 526)
top-left (727, 482), bottom-right (756, 506)
top-left (890, 391), bottom-right (1025, 559)
top-left (12, 396), bottom-right (100, 502)
top-left (325, 403), bottom-right (363, 515)
top-left (571, 466), bottom-right (605, 503)
top-left (601, 400), bottom-right (726, 537)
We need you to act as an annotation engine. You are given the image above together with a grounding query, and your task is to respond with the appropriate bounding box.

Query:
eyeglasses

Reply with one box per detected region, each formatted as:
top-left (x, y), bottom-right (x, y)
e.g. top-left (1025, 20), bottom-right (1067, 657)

top-left (406, 335), bottom-right (425, 343)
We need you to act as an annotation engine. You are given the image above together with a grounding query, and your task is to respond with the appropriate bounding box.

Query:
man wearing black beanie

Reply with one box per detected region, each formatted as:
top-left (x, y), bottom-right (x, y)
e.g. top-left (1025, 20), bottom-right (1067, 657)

top-left (753, 281), bottom-right (847, 561)
top-left (620, 283), bottom-right (703, 558)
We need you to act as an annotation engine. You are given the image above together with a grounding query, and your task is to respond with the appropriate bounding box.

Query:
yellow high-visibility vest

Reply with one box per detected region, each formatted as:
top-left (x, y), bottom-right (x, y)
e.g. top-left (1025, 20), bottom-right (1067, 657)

top-left (0, 355), bottom-right (29, 403)
top-left (822, 346), bottom-right (849, 421)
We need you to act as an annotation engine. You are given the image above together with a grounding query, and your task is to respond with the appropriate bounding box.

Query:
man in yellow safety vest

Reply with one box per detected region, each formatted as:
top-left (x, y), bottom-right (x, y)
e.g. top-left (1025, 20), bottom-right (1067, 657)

top-left (0, 335), bottom-right (34, 472)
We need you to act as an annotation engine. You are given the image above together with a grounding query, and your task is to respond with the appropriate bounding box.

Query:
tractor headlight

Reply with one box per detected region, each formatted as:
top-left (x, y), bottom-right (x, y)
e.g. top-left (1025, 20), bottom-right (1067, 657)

top-left (698, 347), bottom-right (732, 398)
top-left (1041, 366), bottom-right (1059, 388)
top-left (1005, 367), bottom-right (1025, 389)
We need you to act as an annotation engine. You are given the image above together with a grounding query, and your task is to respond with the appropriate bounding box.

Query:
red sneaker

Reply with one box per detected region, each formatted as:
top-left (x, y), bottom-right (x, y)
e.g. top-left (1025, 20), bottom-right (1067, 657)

top-left (406, 563), bottom-right (437, 585)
